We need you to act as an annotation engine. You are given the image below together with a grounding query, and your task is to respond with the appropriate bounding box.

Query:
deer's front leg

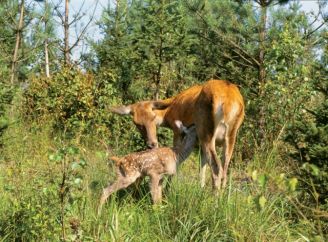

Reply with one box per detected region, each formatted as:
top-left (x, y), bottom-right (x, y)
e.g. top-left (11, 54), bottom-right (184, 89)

top-left (149, 174), bottom-right (162, 204)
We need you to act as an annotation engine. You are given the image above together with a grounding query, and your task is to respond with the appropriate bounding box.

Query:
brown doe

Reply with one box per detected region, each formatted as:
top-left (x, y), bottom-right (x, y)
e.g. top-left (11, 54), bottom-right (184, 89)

top-left (109, 80), bottom-right (245, 191)
top-left (99, 121), bottom-right (197, 211)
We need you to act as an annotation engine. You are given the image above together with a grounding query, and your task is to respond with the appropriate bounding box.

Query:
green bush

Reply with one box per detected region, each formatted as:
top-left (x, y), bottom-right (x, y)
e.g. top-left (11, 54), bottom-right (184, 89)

top-left (285, 40), bottom-right (328, 233)
top-left (286, 89), bottom-right (328, 208)
top-left (0, 192), bottom-right (60, 241)
top-left (0, 82), bottom-right (14, 148)
top-left (24, 68), bottom-right (104, 134)
top-left (22, 67), bottom-right (153, 152)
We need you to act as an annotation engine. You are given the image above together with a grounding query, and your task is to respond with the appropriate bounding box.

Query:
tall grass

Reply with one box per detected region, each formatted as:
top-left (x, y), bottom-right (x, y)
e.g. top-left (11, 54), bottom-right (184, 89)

top-left (0, 119), bottom-right (318, 241)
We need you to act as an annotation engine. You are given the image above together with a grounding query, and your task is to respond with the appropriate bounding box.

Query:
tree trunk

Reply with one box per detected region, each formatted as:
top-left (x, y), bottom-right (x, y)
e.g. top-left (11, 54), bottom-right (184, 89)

top-left (10, 0), bottom-right (25, 84)
top-left (257, 1), bottom-right (267, 142)
top-left (45, 38), bottom-right (50, 77)
top-left (44, 0), bottom-right (50, 77)
top-left (64, 0), bottom-right (70, 65)
top-left (154, 42), bottom-right (163, 101)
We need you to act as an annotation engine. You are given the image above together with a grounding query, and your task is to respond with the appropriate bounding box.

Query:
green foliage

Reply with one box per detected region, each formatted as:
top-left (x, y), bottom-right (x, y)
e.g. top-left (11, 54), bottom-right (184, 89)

top-left (1, 0), bottom-right (328, 240)
top-left (285, 32), bottom-right (328, 234)
top-left (0, 143), bottom-right (89, 241)
top-left (262, 4), bottom-right (315, 139)
top-left (0, 188), bottom-right (61, 240)
top-left (0, 131), bottom-right (320, 240)
top-left (0, 83), bottom-right (14, 149)
top-left (94, 0), bottom-right (198, 101)
top-left (286, 66), bottom-right (328, 206)
top-left (22, 67), bottom-right (152, 152)
top-left (27, 0), bottom-right (60, 75)
top-left (0, 0), bottom-right (40, 82)
top-left (24, 68), bottom-right (109, 135)
top-left (0, 0), bottom-right (16, 80)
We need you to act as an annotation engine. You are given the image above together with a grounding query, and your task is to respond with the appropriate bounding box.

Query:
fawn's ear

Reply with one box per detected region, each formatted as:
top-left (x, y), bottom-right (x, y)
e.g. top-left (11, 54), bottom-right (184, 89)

top-left (110, 156), bottom-right (121, 166)
top-left (174, 120), bottom-right (188, 133)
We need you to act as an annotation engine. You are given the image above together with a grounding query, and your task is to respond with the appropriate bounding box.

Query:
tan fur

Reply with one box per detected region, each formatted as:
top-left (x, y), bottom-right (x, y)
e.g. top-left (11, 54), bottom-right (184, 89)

top-left (99, 125), bottom-right (197, 212)
top-left (110, 156), bottom-right (121, 166)
top-left (109, 80), bottom-right (245, 191)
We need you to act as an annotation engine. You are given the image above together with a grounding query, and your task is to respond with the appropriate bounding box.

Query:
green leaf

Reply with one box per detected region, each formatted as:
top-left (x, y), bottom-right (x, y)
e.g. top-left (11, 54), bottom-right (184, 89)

top-left (67, 146), bottom-right (79, 155)
top-left (288, 178), bottom-right (298, 192)
top-left (54, 154), bottom-right (63, 162)
top-left (49, 153), bottom-right (63, 162)
top-left (48, 154), bottom-right (55, 161)
top-left (247, 195), bottom-right (253, 205)
top-left (309, 164), bottom-right (320, 176)
top-left (79, 158), bottom-right (87, 168)
top-left (258, 174), bottom-right (268, 188)
top-left (71, 162), bottom-right (80, 170)
top-left (251, 170), bottom-right (258, 181)
top-left (258, 196), bottom-right (267, 209)
top-left (74, 178), bottom-right (82, 185)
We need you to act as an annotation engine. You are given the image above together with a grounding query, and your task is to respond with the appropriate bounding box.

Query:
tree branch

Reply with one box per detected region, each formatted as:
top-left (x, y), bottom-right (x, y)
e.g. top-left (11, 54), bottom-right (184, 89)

top-left (68, 0), bottom-right (98, 52)
top-left (190, 4), bottom-right (260, 67)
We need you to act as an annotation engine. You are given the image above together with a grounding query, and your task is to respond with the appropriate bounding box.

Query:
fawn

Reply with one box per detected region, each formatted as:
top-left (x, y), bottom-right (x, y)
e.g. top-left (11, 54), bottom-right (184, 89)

top-left (99, 121), bottom-right (197, 210)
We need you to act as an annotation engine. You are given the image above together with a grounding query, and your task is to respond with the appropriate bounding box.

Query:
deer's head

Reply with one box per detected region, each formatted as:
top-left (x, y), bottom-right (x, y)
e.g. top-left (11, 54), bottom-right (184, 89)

top-left (109, 100), bottom-right (170, 149)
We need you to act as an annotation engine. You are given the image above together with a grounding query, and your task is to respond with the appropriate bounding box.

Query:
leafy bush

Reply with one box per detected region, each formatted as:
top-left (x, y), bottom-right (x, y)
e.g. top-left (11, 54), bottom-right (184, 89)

top-left (23, 67), bottom-right (152, 152)
top-left (286, 85), bottom-right (328, 208)
top-left (0, 82), bottom-right (14, 148)
top-left (285, 38), bottom-right (328, 233)
top-left (0, 145), bottom-right (89, 241)
top-left (24, 68), bottom-right (104, 134)
top-left (0, 192), bottom-right (60, 240)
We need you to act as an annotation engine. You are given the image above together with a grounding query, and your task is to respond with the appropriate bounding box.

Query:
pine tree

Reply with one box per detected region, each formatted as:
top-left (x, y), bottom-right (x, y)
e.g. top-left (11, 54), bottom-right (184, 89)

top-left (129, 0), bottom-right (195, 99)
top-left (29, 0), bottom-right (59, 75)
top-left (94, 0), bottom-right (197, 101)
top-left (286, 32), bottom-right (328, 207)
top-left (187, 0), bottom-right (318, 144)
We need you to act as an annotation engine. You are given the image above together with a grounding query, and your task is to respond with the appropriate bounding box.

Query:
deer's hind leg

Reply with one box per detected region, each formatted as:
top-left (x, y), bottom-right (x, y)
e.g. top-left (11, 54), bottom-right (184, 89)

top-left (99, 172), bottom-right (141, 212)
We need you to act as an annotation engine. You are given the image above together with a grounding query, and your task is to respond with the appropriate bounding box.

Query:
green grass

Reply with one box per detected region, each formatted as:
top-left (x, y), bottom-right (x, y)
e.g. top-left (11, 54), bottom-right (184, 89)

top-left (0, 120), bottom-right (319, 241)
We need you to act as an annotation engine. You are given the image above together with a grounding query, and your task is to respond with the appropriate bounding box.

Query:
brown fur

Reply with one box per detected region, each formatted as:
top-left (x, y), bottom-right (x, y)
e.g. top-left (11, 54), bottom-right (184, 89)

top-left (109, 80), bottom-right (245, 191)
top-left (99, 124), bottom-right (197, 212)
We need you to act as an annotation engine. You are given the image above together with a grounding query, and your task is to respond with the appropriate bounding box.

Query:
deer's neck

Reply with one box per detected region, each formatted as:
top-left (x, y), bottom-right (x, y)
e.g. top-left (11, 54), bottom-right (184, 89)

top-left (174, 132), bottom-right (197, 165)
top-left (154, 109), bottom-right (168, 125)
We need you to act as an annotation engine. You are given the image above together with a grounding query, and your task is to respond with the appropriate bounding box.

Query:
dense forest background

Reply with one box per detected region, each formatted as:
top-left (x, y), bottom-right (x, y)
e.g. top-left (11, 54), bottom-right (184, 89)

top-left (0, 0), bottom-right (327, 241)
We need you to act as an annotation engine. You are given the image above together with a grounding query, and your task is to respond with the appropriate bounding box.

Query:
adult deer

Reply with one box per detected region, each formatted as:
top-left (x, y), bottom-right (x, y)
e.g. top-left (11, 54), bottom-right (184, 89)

top-left (109, 80), bottom-right (245, 190)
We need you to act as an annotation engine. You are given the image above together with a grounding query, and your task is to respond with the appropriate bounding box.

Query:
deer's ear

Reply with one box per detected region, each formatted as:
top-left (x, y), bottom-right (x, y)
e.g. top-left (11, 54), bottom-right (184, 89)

top-left (152, 98), bottom-right (173, 110)
top-left (109, 105), bottom-right (132, 115)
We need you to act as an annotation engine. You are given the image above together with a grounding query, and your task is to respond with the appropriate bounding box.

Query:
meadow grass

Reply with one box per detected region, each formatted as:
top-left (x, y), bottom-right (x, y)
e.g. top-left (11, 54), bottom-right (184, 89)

top-left (0, 120), bottom-right (318, 241)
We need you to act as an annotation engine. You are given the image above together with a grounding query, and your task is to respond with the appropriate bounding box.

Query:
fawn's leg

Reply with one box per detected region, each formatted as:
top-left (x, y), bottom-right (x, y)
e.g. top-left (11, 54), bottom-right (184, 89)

top-left (149, 174), bottom-right (162, 204)
top-left (99, 173), bottom-right (140, 212)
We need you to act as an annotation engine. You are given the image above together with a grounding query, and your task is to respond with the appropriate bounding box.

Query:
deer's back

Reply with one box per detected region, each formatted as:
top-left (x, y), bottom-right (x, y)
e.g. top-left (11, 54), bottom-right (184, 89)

top-left (119, 147), bottom-right (177, 176)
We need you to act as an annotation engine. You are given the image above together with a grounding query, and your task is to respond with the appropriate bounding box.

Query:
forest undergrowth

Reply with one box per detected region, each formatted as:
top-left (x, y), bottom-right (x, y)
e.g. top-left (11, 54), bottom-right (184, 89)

top-left (0, 109), bottom-right (324, 241)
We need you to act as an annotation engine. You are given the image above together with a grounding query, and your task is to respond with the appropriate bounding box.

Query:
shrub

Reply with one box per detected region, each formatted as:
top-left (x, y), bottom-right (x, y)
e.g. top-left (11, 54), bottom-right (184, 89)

top-left (0, 82), bottom-right (14, 148)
